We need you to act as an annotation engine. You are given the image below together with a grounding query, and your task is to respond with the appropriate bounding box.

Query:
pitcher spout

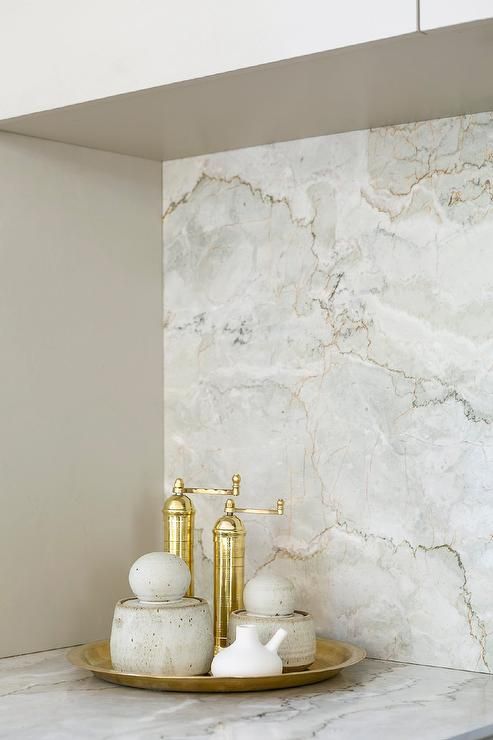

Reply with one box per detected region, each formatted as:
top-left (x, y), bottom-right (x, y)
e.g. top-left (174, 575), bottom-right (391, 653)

top-left (265, 627), bottom-right (288, 653)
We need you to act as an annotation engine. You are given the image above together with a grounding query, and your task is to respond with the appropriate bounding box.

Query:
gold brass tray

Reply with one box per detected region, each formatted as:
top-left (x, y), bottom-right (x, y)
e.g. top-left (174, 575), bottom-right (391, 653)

top-left (67, 638), bottom-right (365, 693)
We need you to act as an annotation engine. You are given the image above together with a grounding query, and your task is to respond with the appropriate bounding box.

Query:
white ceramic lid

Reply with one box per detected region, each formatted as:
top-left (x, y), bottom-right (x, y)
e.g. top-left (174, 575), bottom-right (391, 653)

top-left (128, 552), bottom-right (191, 603)
top-left (243, 573), bottom-right (295, 616)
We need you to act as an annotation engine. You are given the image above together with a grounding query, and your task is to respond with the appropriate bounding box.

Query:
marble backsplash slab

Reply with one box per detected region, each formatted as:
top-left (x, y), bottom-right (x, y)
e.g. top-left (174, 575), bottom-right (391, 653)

top-left (163, 112), bottom-right (493, 673)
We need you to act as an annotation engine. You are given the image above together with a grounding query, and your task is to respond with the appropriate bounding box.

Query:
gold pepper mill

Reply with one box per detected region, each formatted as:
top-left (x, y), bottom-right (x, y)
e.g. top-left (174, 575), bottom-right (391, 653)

top-left (213, 496), bottom-right (285, 652)
top-left (163, 473), bottom-right (241, 597)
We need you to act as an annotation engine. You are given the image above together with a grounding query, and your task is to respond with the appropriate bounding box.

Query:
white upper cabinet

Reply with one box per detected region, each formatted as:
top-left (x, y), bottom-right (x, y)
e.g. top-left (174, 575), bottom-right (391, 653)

top-left (420, 0), bottom-right (493, 30)
top-left (0, 0), bottom-right (416, 120)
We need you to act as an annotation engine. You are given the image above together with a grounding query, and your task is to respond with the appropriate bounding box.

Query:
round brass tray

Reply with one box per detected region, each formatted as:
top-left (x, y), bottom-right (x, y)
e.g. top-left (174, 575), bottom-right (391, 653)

top-left (67, 638), bottom-right (365, 693)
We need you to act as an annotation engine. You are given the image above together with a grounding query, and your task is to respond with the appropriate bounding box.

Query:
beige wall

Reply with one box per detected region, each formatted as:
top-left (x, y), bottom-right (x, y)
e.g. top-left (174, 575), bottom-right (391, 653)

top-left (0, 132), bottom-right (163, 657)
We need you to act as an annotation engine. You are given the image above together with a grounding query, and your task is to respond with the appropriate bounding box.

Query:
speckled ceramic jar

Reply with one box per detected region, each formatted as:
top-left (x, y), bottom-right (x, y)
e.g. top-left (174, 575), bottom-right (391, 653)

top-left (228, 610), bottom-right (316, 670)
top-left (110, 597), bottom-right (213, 676)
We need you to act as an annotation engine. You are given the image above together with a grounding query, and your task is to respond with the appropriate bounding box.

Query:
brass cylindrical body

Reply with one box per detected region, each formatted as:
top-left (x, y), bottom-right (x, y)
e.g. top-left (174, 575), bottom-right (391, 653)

top-left (163, 493), bottom-right (195, 597)
top-left (213, 513), bottom-right (245, 652)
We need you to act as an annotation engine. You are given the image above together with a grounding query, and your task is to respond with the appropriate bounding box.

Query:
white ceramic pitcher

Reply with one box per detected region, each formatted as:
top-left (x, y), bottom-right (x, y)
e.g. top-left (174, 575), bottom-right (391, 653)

top-left (211, 624), bottom-right (287, 677)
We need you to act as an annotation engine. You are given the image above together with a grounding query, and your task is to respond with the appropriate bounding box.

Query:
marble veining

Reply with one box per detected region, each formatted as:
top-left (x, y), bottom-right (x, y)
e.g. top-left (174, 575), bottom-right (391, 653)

top-left (2, 648), bottom-right (493, 739)
top-left (163, 112), bottom-right (493, 673)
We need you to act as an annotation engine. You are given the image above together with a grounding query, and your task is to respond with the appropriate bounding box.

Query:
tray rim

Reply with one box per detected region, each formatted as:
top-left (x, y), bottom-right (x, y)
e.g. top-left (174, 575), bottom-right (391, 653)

top-left (67, 637), bottom-right (366, 693)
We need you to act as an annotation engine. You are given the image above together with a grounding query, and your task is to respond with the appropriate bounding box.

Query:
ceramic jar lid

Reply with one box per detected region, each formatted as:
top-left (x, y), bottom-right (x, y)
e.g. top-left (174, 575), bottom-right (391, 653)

top-left (243, 574), bottom-right (295, 616)
top-left (129, 552), bottom-right (191, 603)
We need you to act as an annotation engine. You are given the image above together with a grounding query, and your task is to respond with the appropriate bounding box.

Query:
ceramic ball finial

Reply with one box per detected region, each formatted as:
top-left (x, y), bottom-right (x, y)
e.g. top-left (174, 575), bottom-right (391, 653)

top-left (243, 574), bottom-right (296, 616)
top-left (129, 552), bottom-right (191, 603)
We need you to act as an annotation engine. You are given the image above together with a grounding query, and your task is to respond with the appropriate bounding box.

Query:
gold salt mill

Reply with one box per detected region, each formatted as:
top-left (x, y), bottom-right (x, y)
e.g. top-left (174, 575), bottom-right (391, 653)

top-left (163, 473), bottom-right (241, 597)
top-left (213, 496), bottom-right (285, 652)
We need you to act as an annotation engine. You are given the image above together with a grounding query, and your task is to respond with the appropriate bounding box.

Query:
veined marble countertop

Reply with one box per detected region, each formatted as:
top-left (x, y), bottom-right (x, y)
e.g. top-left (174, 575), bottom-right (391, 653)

top-left (1, 649), bottom-right (493, 740)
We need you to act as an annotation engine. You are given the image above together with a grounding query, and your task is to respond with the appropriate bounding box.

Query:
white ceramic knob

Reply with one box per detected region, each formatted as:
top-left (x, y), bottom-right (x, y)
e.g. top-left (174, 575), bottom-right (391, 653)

top-left (243, 574), bottom-right (295, 616)
top-left (129, 552), bottom-right (191, 603)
